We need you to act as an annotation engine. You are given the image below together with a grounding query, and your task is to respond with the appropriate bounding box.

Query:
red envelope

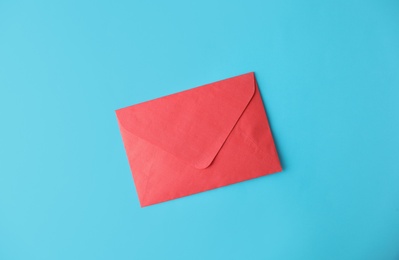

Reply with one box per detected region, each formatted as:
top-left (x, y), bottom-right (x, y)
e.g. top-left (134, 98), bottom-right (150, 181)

top-left (116, 72), bottom-right (282, 207)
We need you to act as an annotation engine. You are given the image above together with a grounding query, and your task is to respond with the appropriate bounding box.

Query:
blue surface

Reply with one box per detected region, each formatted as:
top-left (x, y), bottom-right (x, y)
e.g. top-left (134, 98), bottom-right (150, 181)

top-left (1, 1), bottom-right (399, 259)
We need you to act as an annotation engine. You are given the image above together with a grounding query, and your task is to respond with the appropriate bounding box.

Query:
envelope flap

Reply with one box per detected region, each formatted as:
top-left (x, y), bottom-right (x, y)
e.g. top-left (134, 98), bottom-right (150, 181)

top-left (116, 72), bottom-right (255, 169)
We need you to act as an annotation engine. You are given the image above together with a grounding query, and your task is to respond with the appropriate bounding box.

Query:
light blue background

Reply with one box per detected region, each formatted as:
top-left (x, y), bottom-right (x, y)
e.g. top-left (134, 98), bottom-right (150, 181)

top-left (1, 0), bottom-right (399, 259)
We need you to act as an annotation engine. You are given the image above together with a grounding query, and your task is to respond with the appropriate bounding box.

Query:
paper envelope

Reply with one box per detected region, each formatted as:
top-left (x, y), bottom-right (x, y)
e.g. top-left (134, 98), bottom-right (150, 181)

top-left (116, 72), bottom-right (282, 207)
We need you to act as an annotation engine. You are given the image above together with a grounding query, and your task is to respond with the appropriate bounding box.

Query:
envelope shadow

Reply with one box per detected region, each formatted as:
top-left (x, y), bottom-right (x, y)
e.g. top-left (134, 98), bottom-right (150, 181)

top-left (258, 88), bottom-right (286, 171)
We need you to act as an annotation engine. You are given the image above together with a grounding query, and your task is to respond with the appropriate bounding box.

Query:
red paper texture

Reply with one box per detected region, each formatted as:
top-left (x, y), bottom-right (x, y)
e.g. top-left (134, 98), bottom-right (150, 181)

top-left (116, 72), bottom-right (282, 207)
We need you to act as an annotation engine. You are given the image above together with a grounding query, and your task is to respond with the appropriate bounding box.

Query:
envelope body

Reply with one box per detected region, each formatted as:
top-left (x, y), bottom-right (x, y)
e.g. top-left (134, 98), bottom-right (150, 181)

top-left (116, 72), bottom-right (282, 207)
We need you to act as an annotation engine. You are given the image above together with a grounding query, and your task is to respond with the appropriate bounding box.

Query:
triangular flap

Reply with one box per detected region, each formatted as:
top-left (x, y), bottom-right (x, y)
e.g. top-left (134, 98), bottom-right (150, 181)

top-left (116, 72), bottom-right (256, 169)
